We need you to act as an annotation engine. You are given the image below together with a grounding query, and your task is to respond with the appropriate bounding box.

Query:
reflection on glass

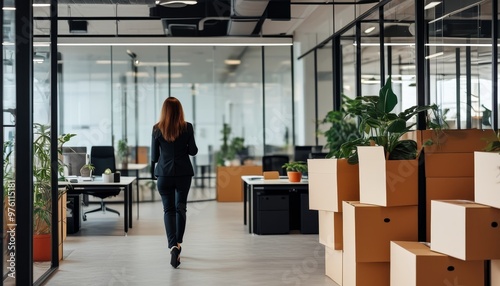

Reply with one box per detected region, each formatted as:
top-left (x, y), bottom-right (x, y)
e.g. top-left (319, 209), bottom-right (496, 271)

top-left (428, 0), bottom-right (494, 130)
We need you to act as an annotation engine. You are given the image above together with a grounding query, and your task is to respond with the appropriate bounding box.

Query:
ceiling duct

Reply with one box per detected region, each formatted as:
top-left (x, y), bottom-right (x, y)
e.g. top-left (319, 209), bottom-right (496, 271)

top-left (227, 0), bottom-right (269, 36)
top-left (150, 0), bottom-right (289, 37)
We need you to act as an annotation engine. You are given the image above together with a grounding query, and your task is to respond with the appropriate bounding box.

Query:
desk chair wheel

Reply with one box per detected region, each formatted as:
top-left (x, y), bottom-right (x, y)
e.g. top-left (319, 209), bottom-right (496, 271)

top-left (83, 214), bottom-right (87, 221)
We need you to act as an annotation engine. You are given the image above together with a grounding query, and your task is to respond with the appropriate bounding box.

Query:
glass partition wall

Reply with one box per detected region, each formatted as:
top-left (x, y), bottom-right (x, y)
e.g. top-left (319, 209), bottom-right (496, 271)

top-left (58, 45), bottom-right (293, 172)
top-left (428, 0), bottom-right (494, 130)
top-left (306, 0), bottom-right (498, 133)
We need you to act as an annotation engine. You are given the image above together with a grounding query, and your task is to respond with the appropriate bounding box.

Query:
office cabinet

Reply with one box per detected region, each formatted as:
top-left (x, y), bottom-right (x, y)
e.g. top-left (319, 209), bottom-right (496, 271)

top-left (67, 194), bottom-right (82, 234)
top-left (255, 193), bottom-right (289, 234)
top-left (300, 193), bottom-right (318, 234)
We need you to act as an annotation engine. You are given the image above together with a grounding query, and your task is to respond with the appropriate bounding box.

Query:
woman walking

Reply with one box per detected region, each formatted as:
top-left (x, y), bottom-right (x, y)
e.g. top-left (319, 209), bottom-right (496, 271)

top-left (151, 97), bottom-right (198, 268)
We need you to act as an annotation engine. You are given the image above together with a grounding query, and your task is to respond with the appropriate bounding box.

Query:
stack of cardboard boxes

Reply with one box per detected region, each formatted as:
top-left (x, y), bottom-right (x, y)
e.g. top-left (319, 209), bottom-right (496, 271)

top-left (339, 146), bottom-right (419, 286)
top-left (308, 130), bottom-right (499, 285)
top-left (307, 159), bottom-right (359, 285)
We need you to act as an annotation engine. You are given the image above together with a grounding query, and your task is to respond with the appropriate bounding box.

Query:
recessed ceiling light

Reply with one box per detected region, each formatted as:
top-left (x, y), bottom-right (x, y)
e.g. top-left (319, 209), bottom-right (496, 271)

top-left (424, 1), bottom-right (441, 10)
top-left (364, 26), bottom-right (376, 34)
top-left (425, 52), bottom-right (444, 59)
top-left (224, 59), bottom-right (241, 65)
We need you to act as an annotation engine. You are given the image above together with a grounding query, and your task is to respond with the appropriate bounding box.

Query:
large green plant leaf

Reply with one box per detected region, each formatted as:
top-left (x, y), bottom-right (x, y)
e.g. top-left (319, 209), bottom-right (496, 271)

top-left (388, 140), bottom-right (417, 160)
top-left (386, 119), bottom-right (407, 133)
top-left (376, 78), bottom-right (398, 114)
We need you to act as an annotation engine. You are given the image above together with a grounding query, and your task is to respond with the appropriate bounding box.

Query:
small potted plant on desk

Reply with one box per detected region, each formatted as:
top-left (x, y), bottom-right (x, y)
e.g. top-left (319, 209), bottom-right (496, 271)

top-left (282, 161), bottom-right (308, 182)
top-left (80, 162), bottom-right (94, 178)
top-left (102, 168), bottom-right (113, 183)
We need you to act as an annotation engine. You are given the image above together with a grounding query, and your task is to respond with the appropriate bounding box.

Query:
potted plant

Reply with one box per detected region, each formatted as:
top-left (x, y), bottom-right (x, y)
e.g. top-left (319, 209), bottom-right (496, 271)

top-left (32, 123), bottom-right (75, 261)
top-left (80, 162), bottom-right (94, 178)
top-left (307, 96), bottom-right (364, 212)
top-left (282, 161), bottom-right (307, 182)
top-left (341, 78), bottom-right (439, 207)
top-left (216, 123), bottom-right (245, 166)
top-left (320, 96), bottom-right (362, 159)
top-left (117, 138), bottom-right (129, 168)
top-left (102, 168), bottom-right (113, 183)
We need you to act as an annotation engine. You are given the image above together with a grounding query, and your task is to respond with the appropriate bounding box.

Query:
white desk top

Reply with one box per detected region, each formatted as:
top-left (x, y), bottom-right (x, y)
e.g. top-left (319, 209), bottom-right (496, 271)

top-left (116, 163), bottom-right (148, 171)
top-left (59, 176), bottom-right (136, 186)
top-left (241, 175), bottom-right (308, 185)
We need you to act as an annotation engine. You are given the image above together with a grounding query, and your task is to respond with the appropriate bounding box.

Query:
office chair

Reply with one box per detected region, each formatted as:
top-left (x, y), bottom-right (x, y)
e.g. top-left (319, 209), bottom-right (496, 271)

top-left (262, 155), bottom-right (289, 176)
top-left (309, 152), bottom-right (329, 159)
top-left (83, 146), bottom-right (120, 220)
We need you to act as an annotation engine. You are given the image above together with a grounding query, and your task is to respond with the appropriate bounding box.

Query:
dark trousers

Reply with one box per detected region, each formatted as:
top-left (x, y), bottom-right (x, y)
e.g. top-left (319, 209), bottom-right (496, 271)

top-left (157, 176), bottom-right (192, 249)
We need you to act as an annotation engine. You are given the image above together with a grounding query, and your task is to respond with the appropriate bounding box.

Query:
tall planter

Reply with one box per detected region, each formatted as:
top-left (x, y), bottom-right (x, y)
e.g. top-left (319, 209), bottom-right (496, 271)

top-left (357, 146), bottom-right (418, 207)
top-left (307, 158), bottom-right (359, 212)
top-left (421, 129), bottom-right (491, 241)
top-left (33, 234), bottom-right (51, 262)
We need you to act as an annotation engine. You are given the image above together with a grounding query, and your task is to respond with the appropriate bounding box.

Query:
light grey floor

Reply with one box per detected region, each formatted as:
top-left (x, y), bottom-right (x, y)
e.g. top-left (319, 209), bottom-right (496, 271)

top-left (44, 187), bottom-right (339, 286)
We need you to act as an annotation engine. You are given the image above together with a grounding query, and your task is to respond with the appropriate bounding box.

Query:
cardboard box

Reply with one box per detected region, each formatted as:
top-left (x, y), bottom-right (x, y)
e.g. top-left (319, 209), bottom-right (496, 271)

top-left (425, 177), bottom-right (474, 241)
top-left (357, 146), bottom-right (418, 207)
top-left (492, 260), bottom-right (500, 285)
top-left (425, 152), bottom-right (474, 178)
top-left (342, 260), bottom-right (389, 286)
top-left (307, 159), bottom-right (359, 212)
top-left (319, 210), bottom-right (343, 250)
top-left (474, 151), bottom-right (500, 209)
top-left (325, 246), bottom-right (343, 285)
top-left (343, 201), bottom-right (418, 263)
top-left (390, 241), bottom-right (484, 286)
top-left (431, 200), bottom-right (500, 260)
top-left (421, 129), bottom-right (492, 154)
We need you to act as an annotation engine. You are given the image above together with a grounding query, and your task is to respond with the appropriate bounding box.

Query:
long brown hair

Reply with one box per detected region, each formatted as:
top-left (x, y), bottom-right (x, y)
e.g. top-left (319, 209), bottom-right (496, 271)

top-left (156, 97), bottom-right (187, 142)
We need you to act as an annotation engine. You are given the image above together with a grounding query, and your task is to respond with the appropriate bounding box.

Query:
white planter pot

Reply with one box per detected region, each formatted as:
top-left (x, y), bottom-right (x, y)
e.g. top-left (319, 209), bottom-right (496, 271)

top-left (102, 173), bottom-right (114, 183)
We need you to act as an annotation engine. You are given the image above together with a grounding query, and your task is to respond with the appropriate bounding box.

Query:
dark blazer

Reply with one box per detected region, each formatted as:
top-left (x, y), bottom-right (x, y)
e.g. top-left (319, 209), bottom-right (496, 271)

top-left (151, 122), bottom-right (198, 177)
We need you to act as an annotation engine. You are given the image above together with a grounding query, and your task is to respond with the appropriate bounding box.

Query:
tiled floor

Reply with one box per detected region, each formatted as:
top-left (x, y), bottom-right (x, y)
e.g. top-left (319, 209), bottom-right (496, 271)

top-left (41, 186), bottom-right (338, 286)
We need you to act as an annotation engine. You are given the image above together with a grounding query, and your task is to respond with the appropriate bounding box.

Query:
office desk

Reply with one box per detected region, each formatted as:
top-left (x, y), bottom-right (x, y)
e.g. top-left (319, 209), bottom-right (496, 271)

top-left (117, 163), bottom-right (148, 219)
top-left (60, 176), bottom-right (136, 235)
top-left (241, 176), bottom-right (310, 234)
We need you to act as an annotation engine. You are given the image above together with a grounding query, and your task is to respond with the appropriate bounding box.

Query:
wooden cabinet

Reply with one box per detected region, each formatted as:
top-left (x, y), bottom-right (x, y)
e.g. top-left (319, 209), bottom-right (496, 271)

top-left (216, 166), bottom-right (262, 202)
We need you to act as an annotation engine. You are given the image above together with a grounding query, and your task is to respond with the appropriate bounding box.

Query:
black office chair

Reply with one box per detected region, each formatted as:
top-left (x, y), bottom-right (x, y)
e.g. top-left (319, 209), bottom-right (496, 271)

top-left (83, 146), bottom-right (120, 220)
top-left (309, 152), bottom-right (329, 159)
top-left (262, 155), bottom-right (289, 176)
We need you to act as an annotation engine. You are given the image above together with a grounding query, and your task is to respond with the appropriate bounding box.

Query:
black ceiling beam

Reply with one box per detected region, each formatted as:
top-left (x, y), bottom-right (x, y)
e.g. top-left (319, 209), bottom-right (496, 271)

top-left (34, 16), bottom-right (158, 20)
top-left (292, 0), bottom-right (380, 4)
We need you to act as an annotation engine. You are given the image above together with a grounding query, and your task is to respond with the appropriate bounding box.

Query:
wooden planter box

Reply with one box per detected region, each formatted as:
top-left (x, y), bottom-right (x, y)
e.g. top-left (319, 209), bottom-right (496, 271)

top-left (422, 129), bottom-right (491, 241)
top-left (307, 158), bottom-right (359, 212)
top-left (216, 165), bottom-right (262, 202)
top-left (421, 129), bottom-right (493, 154)
top-left (357, 146), bottom-right (418, 207)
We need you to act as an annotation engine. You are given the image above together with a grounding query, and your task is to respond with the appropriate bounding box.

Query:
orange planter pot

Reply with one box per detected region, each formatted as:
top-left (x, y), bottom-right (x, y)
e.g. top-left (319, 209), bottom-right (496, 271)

top-left (287, 171), bottom-right (302, 182)
top-left (33, 234), bottom-right (51, 262)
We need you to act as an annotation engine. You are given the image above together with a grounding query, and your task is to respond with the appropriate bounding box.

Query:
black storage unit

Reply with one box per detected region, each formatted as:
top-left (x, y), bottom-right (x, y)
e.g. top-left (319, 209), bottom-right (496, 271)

top-left (255, 192), bottom-right (290, 234)
top-left (300, 193), bottom-right (318, 234)
top-left (67, 194), bottom-right (82, 234)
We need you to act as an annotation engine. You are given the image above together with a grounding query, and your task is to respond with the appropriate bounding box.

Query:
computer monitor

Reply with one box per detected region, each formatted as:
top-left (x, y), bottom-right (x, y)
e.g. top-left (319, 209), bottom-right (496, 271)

top-left (62, 147), bottom-right (87, 176)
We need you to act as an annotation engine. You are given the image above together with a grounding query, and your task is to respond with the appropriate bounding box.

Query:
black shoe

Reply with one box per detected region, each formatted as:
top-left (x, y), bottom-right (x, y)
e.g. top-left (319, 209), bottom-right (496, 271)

top-left (170, 247), bottom-right (180, 268)
top-left (178, 245), bottom-right (182, 254)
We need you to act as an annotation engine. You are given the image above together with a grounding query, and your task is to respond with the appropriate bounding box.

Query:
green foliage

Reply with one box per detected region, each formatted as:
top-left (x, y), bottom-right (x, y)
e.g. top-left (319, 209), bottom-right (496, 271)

top-left (32, 123), bottom-right (76, 234)
top-left (483, 130), bottom-right (500, 152)
top-left (282, 161), bottom-right (308, 173)
top-left (320, 96), bottom-right (361, 159)
top-left (117, 138), bottom-right (128, 162)
top-left (342, 77), bottom-right (439, 163)
top-left (217, 123), bottom-right (245, 166)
